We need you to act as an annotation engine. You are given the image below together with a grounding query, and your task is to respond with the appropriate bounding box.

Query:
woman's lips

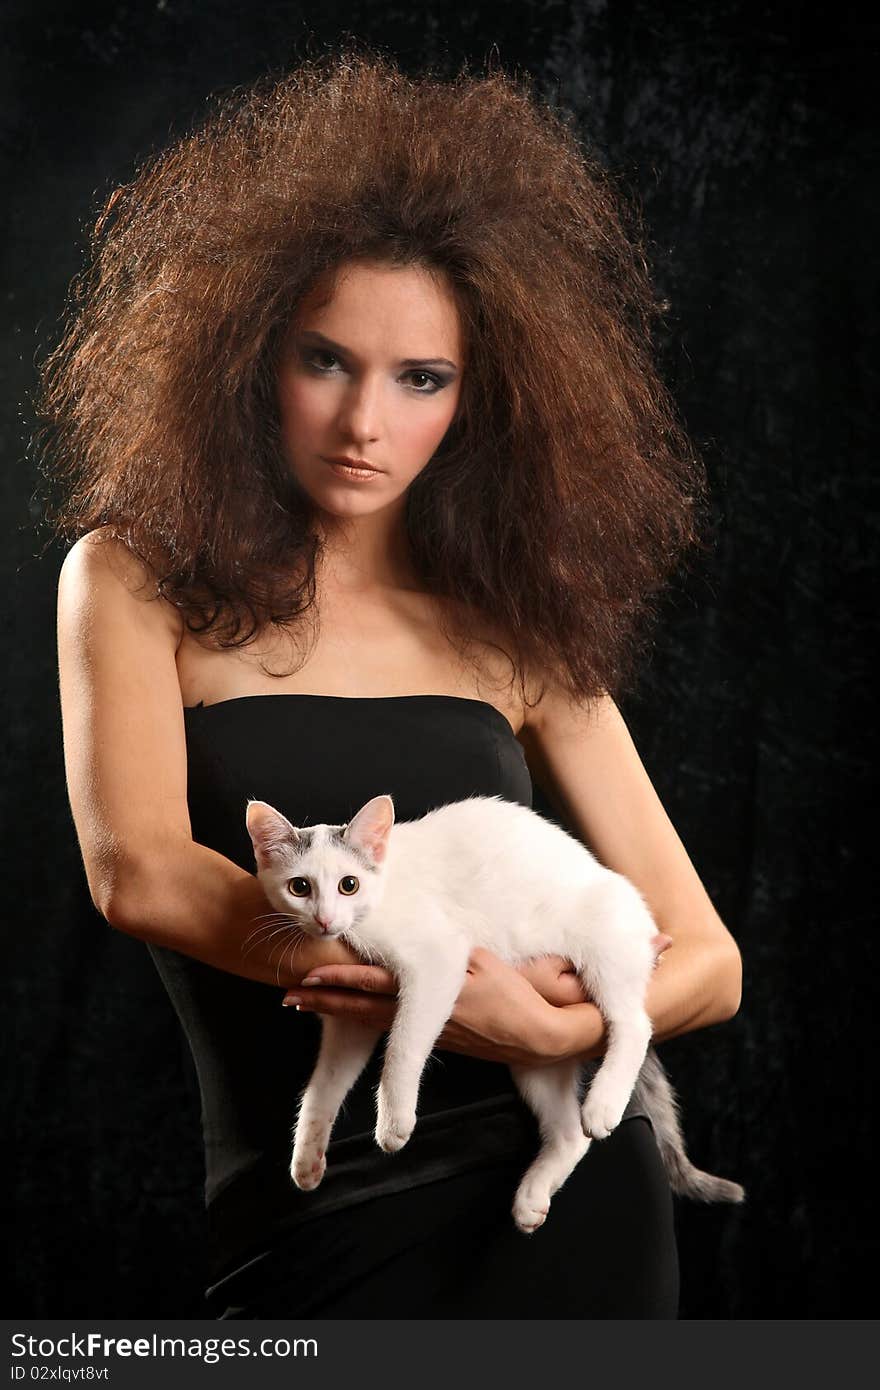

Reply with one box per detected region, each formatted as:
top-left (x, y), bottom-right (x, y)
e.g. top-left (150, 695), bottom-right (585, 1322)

top-left (322, 457), bottom-right (384, 480)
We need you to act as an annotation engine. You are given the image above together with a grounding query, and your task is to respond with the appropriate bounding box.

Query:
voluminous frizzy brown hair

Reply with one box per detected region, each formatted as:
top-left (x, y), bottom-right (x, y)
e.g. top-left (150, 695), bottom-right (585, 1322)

top-left (36, 46), bottom-right (707, 705)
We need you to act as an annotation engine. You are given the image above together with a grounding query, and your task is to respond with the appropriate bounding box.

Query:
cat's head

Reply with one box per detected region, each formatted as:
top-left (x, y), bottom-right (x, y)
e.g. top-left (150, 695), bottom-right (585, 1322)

top-left (245, 794), bottom-right (395, 940)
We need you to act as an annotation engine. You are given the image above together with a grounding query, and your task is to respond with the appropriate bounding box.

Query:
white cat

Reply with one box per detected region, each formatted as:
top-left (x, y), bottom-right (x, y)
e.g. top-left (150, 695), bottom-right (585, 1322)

top-left (246, 792), bottom-right (744, 1232)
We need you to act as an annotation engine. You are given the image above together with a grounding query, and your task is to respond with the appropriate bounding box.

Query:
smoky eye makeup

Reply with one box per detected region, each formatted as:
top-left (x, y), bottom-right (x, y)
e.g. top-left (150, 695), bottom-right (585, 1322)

top-left (295, 331), bottom-right (459, 383)
top-left (297, 345), bottom-right (454, 394)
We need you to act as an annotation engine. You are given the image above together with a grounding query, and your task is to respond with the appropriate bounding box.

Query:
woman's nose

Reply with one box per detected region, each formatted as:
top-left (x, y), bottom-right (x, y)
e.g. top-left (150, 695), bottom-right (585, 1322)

top-left (338, 375), bottom-right (383, 444)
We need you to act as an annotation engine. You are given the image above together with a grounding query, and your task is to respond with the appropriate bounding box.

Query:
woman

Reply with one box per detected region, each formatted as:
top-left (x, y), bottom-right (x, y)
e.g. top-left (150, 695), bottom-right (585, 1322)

top-left (41, 51), bottom-right (741, 1318)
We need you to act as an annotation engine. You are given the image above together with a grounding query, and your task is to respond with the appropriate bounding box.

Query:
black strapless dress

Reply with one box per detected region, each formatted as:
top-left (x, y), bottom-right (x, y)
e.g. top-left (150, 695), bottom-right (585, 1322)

top-left (148, 694), bottom-right (672, 1319)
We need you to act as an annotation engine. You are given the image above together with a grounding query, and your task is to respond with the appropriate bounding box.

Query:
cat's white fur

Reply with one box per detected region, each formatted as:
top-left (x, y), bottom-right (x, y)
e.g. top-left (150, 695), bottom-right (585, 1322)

top-left (246, 792), bottom-right (743, 1231)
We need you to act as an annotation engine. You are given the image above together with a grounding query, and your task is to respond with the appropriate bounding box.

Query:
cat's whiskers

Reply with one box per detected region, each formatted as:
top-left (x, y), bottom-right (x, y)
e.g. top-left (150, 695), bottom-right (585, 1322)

top-left (269, 928), bottom-right (310, 984)
top-left (241, 922), bottom-right (292, 955)
top-left (243, 919), bottom-right (306, 960)
top-left (283, 937), bottom-right (307, 983)
top-left (244, 912), bottom-right (296, 934)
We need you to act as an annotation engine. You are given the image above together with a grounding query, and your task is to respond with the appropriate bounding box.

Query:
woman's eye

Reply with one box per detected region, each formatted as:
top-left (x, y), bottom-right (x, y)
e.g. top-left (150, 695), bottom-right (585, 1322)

top-left (287, 877), bottom-right (311, 897)
top-left (301, 350), bottom-right (442, 395)
top-left (338, 875), bottom-right (359, 896)
top-left (303, 349), bottom-right (339, 373)
top-left (405, 370), bottom-right (442, 394)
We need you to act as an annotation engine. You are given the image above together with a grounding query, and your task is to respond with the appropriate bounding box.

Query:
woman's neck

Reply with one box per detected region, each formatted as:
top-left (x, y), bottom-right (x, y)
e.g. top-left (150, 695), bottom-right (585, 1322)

top-left (313, 502), bottom-right (421, 595)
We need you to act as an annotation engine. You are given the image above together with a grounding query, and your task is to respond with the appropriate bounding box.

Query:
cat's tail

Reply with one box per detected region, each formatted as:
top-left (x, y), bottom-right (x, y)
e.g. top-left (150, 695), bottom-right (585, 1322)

top-left (633, 1048), bottom-right (745, 1204)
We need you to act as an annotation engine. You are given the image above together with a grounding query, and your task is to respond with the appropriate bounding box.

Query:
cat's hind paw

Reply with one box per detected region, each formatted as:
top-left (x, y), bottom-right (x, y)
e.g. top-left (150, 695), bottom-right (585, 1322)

top-left (581, 1094), bottom-right (625, 1140)
top-left (291, 1148), bottom-right (326, 1191)
top-left (375, 1113), bottom-right (416, 1154)
top-left (512, 1187), bottom-right (551, 1235)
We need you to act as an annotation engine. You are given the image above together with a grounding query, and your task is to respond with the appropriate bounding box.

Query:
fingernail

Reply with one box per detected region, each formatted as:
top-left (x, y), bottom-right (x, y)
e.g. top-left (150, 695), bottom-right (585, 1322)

top-left (301, 977), bottom-right (321, 986)
top-left (283, 995), bottom-right (302, 1007)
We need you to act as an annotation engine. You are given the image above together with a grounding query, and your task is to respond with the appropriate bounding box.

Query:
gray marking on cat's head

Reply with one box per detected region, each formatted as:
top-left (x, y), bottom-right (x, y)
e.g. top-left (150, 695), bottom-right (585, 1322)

top-left (331, 824), bottom-right (379, 874)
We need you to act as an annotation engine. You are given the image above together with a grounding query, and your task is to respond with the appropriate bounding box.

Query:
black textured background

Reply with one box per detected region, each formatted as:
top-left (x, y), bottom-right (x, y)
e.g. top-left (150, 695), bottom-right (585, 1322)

top-left (2, 1), bottom-right (875, 1318)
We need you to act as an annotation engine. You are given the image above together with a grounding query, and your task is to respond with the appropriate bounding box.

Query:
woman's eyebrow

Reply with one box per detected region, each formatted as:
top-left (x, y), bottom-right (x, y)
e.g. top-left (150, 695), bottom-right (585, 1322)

top-left (297, 329), bottom-right (458, 372)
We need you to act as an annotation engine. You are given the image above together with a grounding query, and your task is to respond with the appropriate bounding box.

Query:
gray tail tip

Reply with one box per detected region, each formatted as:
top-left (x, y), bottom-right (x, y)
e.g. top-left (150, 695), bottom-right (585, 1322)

top-left (677, 1172), bottom-right (746, 1205)
top-left (713, 1178), bottom-right (746, 1204)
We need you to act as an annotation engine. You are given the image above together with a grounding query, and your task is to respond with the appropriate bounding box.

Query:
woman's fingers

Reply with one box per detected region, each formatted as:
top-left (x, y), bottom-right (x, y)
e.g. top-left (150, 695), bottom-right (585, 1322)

top-left (510, 951), bottom-right (585, 1007)
top-left (281, 963), bottom-right (398, 1028)
top-left (289, 963), bottom-right (398, 995)
top-left (283, 985), bottom-right (397, 1029)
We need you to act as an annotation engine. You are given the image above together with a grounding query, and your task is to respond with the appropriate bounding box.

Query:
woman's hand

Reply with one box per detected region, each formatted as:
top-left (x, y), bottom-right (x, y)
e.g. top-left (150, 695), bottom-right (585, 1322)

top-left (501, 933), bottom-right (672, 1008)
top-left (516, 955), bottom-right (587, 1007)
top-left (283, 947), bottom-right (565, 1066)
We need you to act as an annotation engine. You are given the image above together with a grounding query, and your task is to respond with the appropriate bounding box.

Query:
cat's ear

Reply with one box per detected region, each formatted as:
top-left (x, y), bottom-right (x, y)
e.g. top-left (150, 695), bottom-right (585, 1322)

top-left (344, 794), bottom-right (395, 865)
top-left (245, 800), bottom-right (299, 868)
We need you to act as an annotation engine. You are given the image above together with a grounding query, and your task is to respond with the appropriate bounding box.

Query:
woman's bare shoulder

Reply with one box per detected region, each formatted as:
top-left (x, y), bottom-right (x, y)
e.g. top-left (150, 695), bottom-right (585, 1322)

top-left (58, 527), bottom-right (184, 646)
top-left (61, 526), bottom-right (155, 591)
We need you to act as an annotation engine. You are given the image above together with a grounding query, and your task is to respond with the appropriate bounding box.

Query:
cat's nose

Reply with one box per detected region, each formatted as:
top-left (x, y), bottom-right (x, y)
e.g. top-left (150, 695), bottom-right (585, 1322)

top-left (315, 917), bottom-right (331, 934)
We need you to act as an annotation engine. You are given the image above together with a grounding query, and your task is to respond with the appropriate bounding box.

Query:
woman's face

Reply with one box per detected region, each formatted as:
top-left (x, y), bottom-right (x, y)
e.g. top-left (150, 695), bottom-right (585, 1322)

top-left (276, 259), bottom-right (464, 519)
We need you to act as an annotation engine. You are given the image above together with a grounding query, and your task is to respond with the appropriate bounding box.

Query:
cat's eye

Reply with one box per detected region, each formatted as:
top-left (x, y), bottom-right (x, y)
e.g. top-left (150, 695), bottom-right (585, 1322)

top-left (338, 875), bottom-right (359, 896)
top-left (287, 877), bottom-right (311, 897)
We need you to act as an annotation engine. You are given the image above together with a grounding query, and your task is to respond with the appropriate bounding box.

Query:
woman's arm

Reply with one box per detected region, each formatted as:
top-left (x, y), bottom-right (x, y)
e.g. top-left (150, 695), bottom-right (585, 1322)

top-left (57, 532), bottom-right (358, 988)
top-left (517, 687), bottom-right (742, 1060)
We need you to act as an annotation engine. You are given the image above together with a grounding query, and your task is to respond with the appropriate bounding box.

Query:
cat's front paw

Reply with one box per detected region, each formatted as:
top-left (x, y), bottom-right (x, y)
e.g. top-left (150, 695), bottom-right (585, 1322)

top-left (581, 1092), bottom-right (625, 1140)
top-left (291, 1146), bottom-right (327, 1191)
top-left (512, 1179), bottom-right (551, 1235)
top-left (375, 1111), bottom-right (416, 1154)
